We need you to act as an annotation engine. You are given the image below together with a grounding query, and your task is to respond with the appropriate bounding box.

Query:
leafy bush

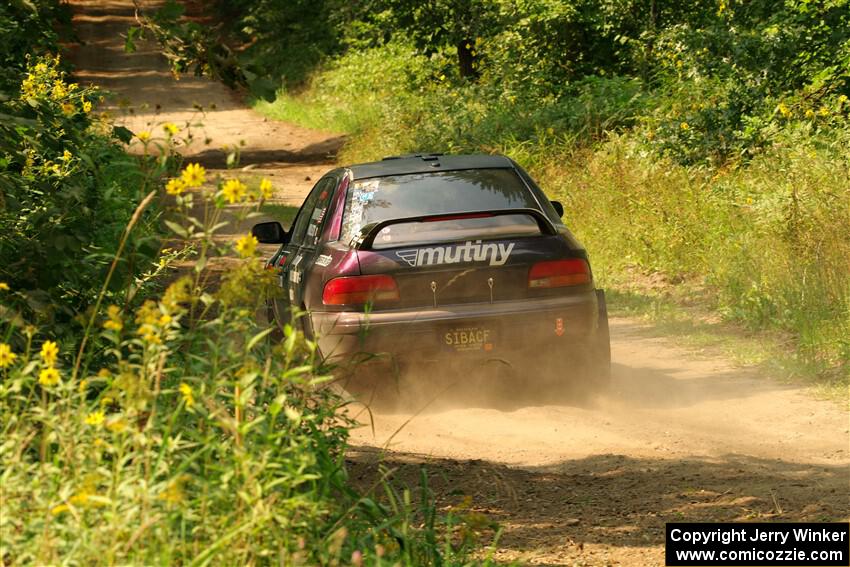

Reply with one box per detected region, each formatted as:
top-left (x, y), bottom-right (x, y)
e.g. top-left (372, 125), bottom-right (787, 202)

top-left (0, 0), bottom-right (70, 91)
top-left (0, 163), bottom-right (496, 565)
top-left (0, 56), bottom-right (160, 331)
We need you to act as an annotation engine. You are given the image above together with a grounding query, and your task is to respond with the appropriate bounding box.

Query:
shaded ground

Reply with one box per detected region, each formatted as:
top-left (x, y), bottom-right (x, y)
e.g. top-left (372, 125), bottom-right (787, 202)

top-left (67, 2), bottom-right (850, 565)
top-left (348, 449), bottom-right (846, 566)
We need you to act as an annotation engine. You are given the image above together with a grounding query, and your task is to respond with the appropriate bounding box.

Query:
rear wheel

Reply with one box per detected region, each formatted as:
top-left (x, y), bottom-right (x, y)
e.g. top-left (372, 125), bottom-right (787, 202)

top-left (265, 301), bottom-right (285, 342)
top-left (533, 291), bottom-right (611, 401)
top-left (584, 289), bottom-right (612, 393)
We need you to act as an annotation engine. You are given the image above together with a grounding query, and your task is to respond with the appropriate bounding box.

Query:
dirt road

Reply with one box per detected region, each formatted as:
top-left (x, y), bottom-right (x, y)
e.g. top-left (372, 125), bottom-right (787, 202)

top-left (346, 320), bottom-right (848, 564)
top-left (68, 2), bottom-right (849, 564)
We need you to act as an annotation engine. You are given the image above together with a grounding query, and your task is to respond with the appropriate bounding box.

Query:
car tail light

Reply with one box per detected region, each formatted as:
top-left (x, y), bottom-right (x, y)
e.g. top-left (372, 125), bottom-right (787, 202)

top-left (322, 275), bottom-right (400, 305)
top-left (528, 259), bottom-right (590, 288)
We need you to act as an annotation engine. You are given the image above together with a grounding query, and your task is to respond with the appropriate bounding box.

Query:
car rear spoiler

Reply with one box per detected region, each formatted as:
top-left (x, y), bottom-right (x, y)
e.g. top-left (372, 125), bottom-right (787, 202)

top-left (352, 208), bottom-right (557, 250)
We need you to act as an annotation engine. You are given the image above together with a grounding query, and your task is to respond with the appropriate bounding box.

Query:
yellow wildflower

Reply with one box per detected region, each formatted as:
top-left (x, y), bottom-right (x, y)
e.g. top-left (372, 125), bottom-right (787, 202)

top-left (40, 340), bottom-right (59, 366)
top-left (51, 504), bottom-right (70, 516)
top-left (181, 163), bottom-right (206, 187)
top-left (178, 382), bottom-right (194, 407)
top-left (85, 410), bottom-right (105, 426)
top-left (138, 325), bottom-right (162, 345)
top-left (158, 313), bottom-right (172, 326)
top-left (818, 107), bottom-right (829, 117)
top-left (137, 131), bottom-right (151, 142)
top-left (39, 367), bottom-right (61, 387)
top-left (777, 102), bottom-right (792, 118)
top-left (259, 178), bottom-right (274, 199)
top-left (61, 150), bottom-right (72, 162)
top-left (82, 100), bottom-right (92, 113)
top-left (235, 234), bottom-right (258, 258)
top-left (51, 81), bottom-right (67, 100)
top-left (162, 277), bottom-right (191, 310)
top-left (61, 102), bottom-right (75, 115)
top-left (69, 492), bottom-right (89, 505)
top-left (0, 282), bottom-right (9, 291)
top-left (79, 378), bottom-right (88, 393)
top-left (0, 344), bottom-right (17, 368)
top-left (97, 368), bottom-right (111, 378)
top-left (221, 178), bottom-right (247, 204)
top-left (158, 477), bottom-right (186, 504)
top-left (805, 109), bottom-right (815, 119)
top-left (135, 300), bottom-right (160, 326)
top-left (163, 122), bottom-right (179, 136)
top-left (166, 178), bottom-right (186, 196)
top-left (68, 491), bottom-right (106, 508)
top-left (680, 122), bottom-right (690, 130)
top-left (106, 416), bottom-right (127, 433)
top-left (103, 304), bottom-right (123, 331)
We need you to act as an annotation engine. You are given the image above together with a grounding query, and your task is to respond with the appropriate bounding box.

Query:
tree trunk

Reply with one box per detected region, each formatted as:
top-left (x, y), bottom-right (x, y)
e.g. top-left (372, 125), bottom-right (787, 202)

top-left (456, 39), bottom-right (478, 79)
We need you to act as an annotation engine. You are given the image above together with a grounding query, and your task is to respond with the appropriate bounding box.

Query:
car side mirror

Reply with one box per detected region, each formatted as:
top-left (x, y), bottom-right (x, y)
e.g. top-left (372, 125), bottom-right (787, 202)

top-left (252, 221), bottom-right (288, 244)
top-left (550, 200), bottom-right (564, 217)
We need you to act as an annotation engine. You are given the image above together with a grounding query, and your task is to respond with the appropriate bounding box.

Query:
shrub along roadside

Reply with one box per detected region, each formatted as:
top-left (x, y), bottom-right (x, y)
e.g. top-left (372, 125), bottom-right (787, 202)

top-left (0, 0), bottom-right (72, 92)
top-left (0, 158), bottom-right (498, 565)
top-left (0, 14), bottom-right (500, 564)
top-left (0, 56), bottom-right (162, 334)
top-left (253, 40), bottom-right (849, 385)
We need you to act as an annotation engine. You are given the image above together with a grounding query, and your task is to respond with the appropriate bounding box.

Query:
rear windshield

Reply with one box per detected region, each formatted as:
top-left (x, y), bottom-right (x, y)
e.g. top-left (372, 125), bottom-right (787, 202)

top-left (340, 169), bottom-right (541, 244)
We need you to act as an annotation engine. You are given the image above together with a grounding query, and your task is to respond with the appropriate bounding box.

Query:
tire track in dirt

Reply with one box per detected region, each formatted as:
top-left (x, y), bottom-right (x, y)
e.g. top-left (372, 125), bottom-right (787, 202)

top-left (67, 2), bottom-right (849, 564)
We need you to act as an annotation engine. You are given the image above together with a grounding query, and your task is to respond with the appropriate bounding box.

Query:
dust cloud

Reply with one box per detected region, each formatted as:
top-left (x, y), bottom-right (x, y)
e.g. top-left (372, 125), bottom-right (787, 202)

top-left (341, 318), bottom-right (848, 469)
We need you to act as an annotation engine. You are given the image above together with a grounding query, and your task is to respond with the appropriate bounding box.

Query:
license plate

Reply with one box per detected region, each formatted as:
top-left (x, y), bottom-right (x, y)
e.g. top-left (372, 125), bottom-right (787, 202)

top-left (442, 326), bottom-right (496, 352)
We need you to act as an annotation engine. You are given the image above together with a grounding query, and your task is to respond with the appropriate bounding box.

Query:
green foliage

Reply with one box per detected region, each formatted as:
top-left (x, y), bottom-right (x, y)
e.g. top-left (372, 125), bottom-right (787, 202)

top-left (218, 0), bottom-right (850, 162)
top-left (0, 57), bottom-right (159, 330)
top-left (127, 0), bottom-right (278, 101)
top-left (0, 165), bottom-right (497, 565)
top-left (549, 132), bottom-right (850, 381)
top-left (0, 0), bottom-right (70, 91)
top-left (0, 5), bottom-right (498, 564)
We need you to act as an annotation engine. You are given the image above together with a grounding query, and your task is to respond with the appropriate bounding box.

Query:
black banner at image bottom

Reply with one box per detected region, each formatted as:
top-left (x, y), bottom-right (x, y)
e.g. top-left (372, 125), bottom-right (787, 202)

top-left (666, 522), bottom-right (849, 566)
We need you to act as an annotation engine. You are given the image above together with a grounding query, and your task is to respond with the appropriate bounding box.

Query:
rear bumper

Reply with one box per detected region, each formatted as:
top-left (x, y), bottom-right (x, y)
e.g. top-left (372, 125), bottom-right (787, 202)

top-left (311, 291), bottom-right (599, 364)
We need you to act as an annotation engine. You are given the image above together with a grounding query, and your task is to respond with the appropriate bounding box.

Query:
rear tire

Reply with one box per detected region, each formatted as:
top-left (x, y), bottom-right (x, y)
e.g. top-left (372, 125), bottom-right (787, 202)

top-left (536, 290), bottom-right (611, 402)
top-left (584, 289), bottom-right (612, 393)
top-left (265, 301), bottom-right (285, 343)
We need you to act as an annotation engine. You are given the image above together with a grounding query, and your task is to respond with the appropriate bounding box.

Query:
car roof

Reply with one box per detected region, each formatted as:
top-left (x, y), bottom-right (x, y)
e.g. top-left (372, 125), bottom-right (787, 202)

top-left (347, 153), bottom-right (514, 180)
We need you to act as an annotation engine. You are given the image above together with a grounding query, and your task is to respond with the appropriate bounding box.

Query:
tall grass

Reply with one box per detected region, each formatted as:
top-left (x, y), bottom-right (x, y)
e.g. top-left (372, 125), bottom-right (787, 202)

top-left (545, 134), bottom-right (850, 379)
top-left (255, 42), bottom-right (850, 383)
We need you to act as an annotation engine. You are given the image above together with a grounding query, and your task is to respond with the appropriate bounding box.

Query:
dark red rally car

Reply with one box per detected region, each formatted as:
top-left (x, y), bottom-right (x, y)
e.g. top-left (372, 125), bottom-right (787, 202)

top-left (252, 154), bottom-right (610, 392)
